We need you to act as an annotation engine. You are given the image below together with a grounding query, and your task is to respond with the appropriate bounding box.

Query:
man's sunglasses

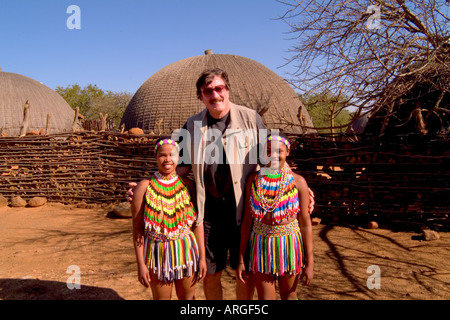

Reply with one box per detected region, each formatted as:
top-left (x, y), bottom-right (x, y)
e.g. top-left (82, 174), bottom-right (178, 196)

top-left (201, 85), bottom-right (227, 96)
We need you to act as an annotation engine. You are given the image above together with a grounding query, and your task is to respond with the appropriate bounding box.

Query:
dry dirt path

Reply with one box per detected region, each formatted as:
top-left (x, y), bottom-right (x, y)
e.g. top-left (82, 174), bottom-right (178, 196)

top-left (0, 203), bottom-right (448, 300)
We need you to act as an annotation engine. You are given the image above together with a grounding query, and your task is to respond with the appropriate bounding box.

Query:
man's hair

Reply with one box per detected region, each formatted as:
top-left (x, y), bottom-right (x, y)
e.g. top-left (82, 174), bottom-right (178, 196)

top-left (196, 68), bottom-right (231, 99)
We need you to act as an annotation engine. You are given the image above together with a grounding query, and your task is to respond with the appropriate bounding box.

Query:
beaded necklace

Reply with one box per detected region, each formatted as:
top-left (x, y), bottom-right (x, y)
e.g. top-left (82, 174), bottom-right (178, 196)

top-left (154, 171), bottom-right (177, 181)
top-left (250, 163), bottom-right (299, 224)
top-left (144, 171), bottom-right (196, 238)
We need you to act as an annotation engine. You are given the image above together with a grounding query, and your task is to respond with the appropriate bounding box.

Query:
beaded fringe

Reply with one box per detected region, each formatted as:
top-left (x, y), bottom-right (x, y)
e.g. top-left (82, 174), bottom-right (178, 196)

top-left (144, 231), bottom-right (199, 282)
top-left (249, 221), bottom-right (305, 276)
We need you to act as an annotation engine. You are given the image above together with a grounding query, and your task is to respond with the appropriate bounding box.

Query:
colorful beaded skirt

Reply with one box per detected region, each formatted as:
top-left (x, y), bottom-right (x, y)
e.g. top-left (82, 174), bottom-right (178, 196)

top-left (248, 220), bottom-right (305, 276)
top-left (144, 226), bottom-right (199, 282)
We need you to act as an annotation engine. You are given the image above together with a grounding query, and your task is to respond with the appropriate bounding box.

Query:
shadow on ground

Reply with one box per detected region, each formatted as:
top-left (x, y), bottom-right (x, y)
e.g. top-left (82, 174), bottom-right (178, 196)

top-left (0, 278), bottom-right (124, 300)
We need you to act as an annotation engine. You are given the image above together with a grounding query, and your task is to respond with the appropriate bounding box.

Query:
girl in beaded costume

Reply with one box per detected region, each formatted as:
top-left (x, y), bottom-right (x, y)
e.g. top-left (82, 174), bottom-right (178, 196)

top-left (237, 133), bottom-right (314, 300)
top-left (131, 138), bottom-right (206, 300)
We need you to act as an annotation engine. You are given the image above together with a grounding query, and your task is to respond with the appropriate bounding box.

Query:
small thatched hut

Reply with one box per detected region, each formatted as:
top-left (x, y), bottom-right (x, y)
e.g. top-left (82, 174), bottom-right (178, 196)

top-left (0, 69), bottom-right (78, 136)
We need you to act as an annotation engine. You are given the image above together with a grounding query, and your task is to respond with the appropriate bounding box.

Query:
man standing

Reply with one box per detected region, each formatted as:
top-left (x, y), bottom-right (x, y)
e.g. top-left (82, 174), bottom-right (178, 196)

top-left (176, 68), bottom-right (266, 300)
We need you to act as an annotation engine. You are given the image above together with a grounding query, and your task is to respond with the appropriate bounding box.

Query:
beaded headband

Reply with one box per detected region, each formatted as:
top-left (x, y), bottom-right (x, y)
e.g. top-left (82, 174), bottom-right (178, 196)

top-left (267, 135), bottom-right (291, 149)
top-left (154, 139), bottom-right (180, 153)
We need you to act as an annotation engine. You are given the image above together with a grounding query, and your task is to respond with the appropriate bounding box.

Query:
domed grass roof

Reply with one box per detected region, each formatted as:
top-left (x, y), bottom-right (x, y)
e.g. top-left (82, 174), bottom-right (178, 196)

top-left (0, 70), bottom-right (77, 136)
top-left (121, 50), bottom-right (314, 134)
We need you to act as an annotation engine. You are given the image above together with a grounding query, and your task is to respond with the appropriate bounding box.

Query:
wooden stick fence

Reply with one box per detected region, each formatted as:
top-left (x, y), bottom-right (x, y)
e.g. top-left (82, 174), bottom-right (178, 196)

top-left (0, 132), bottom-right (158, 203)
top-left (287, 133), bottom-right (450, 231)
top-left (1, 131), bottom-right (449, 231)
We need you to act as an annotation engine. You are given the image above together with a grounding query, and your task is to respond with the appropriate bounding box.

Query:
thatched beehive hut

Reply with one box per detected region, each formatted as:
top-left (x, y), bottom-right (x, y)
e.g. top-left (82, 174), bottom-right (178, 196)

top-left (364, 44), bottom-right (450, 139)
top-left (0, 69), bottom-right (78, 135)
top-left (120, 50), bottom-right (314, 134)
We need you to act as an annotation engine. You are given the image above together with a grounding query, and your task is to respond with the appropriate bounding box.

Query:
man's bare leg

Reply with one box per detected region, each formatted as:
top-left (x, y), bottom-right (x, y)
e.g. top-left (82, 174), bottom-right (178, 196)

top-left (203, 271), bottom-right (223, 300)
top-left (236, 271), bottom-right (255, 300)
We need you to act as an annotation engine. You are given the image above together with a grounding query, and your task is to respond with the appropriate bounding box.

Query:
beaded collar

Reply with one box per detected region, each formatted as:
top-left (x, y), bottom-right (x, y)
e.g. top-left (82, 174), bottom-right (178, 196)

top-left (250, 163), bottom-right (299, 224)
top-left (144, 172), bottom-right (196, 237)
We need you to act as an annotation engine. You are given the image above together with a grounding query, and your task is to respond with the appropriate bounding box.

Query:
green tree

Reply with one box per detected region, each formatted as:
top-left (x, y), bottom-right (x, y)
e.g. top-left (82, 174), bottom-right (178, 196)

top-left (55, 84), bottom-right (132, 129)
top-left (300, 92), bottom-right (352, 134)
top-left (99, 91), bottom-right (133, 128)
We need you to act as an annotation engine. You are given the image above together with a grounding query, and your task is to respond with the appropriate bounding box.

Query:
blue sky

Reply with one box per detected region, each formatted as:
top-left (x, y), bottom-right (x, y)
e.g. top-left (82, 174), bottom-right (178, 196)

top-left (0, 0), bottom-right (299, 94)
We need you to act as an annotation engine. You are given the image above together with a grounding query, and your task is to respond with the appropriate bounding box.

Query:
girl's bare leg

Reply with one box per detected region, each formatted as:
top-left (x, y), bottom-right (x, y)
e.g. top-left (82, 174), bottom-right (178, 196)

top-left (149, 270), bottom-right (173, 300)
top-left (253, 272), bottom-right (277, 300)
top-left (278, 273), bottom-right (299, 300)
top-left (175, 275), bottom-right (196, 300)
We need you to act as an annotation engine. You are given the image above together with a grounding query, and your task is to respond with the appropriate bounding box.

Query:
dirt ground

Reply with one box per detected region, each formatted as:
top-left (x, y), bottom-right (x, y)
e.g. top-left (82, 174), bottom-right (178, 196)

top-left (0, 203), bottom-right (448, 300)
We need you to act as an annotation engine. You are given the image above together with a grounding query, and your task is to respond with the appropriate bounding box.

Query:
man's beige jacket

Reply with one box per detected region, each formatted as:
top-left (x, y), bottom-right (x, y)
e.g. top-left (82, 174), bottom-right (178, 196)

top-left (180, 103), bottom-right (267, 226)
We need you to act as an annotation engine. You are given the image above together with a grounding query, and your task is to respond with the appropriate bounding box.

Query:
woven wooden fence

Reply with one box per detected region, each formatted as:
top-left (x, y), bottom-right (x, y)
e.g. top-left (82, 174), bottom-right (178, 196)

top-left (287, 133), bottom-right (450, 231)
top-left (0, 132), bottom-right (158, 203)
top-left (1, 131), bottom-right (449, 231)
